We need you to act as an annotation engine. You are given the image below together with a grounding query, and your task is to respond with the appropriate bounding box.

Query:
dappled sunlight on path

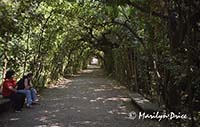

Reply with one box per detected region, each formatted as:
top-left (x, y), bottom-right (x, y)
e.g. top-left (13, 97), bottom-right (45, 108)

top-left (0, 65), bottom-right (165, 127)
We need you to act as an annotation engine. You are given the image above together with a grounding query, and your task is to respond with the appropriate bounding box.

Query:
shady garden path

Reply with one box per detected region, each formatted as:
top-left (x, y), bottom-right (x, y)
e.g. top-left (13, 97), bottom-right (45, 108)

top-left (0, 65), bottom-right (166, 127)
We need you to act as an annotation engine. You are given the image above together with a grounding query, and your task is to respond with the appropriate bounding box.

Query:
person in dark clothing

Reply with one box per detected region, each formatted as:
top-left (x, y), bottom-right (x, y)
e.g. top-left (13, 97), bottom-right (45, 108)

top-left (17, 72), bottom-right (39, 107)
top-left (2, 70), bottom-right (26, 112)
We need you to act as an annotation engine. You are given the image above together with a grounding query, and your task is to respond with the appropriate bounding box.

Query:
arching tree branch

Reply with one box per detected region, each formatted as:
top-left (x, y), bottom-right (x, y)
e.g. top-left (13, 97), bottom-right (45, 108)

top-left (110, 19), bottom-right (146, 49)
top-left (126, 0), bottom-right (168, 19)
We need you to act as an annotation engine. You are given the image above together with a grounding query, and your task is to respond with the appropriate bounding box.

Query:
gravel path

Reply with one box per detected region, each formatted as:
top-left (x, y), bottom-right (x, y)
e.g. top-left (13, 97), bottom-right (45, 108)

top-left (0, 65), bottom-right (166, 127)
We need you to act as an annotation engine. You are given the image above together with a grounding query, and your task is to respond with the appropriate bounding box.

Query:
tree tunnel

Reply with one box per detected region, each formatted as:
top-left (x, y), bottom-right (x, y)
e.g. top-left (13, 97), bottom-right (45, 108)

top-left (0, 0), bottom-right (199, 126)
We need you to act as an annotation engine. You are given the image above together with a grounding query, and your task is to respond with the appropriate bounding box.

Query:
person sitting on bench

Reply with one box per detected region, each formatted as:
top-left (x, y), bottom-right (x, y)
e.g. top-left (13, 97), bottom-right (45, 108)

top-left (2, 70), bottom-right (26, 112)
top-left (17, 72), bottom-right (39, 107)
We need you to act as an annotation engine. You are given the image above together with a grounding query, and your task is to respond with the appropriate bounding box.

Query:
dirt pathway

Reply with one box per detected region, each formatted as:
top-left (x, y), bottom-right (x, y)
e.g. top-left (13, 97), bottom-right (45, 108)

top-left (0, 65), bottom-right (165, 127)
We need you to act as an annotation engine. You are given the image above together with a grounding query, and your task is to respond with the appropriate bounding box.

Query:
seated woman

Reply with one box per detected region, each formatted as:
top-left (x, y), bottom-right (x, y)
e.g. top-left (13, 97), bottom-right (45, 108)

top-left (17, 72), bottom-right (39, 107)
top-left (2, 70), bottom-right (26, 112)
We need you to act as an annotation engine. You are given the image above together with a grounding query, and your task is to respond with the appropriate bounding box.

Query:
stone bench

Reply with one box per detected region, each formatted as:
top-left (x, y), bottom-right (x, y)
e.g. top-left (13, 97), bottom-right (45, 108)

top-left (0, 94), bottom-right (11, 113)
top-left (128, 93), bottom-right (160, 113)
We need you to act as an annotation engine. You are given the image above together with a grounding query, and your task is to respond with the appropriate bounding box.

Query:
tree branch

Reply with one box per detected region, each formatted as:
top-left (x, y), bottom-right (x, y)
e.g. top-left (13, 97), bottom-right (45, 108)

top-left (126, 0), bottom-right (168, 19)
top-left (110, 19), bottom-right (146, 49)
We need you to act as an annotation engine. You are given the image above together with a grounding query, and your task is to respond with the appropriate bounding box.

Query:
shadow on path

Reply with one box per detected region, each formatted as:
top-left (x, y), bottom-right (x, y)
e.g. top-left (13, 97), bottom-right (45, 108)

top-left (0, 65), bottom-right (165, 127)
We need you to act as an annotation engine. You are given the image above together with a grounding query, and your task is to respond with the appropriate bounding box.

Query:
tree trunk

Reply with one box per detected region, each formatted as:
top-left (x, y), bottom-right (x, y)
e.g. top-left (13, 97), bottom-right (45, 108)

top-left (1, 36), bottom-right (9, 83)
top-left (133, 49), bottom-right (138, 92)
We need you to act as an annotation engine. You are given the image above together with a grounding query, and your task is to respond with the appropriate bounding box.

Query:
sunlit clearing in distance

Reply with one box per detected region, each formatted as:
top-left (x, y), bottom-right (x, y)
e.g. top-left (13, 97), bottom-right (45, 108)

top-left (91, 57), bottom-right (98, 65)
